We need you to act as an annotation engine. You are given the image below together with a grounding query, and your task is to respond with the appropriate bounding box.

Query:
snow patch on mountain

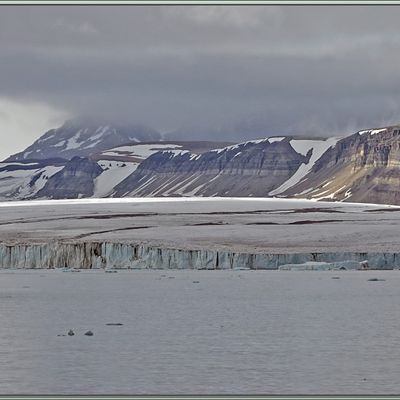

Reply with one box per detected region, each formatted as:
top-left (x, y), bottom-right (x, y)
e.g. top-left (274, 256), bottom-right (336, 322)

top-left (102, 143), bottom-right (183, 159)
top-left (269, 137), bottom-right (340, 196)
top-left (0, 163), bottom-right (64, 200)
top-left (166, 150), bottom-right (191, 158)
top-left (211, 137), bottom-right (285, 154)
top-left (92, 126), bottom-right (110, 140)
top-left (359, 128), bottom-right (387, 136)
top-left (65, 131), bottom-right (83, 150)
top-left (93, 160), bottom-right (139, 197)
top-left (312, 185), bottom-right (347, 201)
top-left (268, 137), bottom-right (285, 143)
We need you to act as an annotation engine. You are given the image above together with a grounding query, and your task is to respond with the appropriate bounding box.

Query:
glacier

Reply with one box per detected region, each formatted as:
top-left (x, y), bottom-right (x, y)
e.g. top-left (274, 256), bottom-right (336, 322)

top-left (0, 241), bottom-right (399, 270)
top-left (1, 198), bottom-right (400, 270)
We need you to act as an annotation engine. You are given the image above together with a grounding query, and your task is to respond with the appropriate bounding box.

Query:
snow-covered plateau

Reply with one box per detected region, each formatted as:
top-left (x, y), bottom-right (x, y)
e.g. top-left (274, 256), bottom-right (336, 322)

top-left (0, 197), bottom-right (400, 270)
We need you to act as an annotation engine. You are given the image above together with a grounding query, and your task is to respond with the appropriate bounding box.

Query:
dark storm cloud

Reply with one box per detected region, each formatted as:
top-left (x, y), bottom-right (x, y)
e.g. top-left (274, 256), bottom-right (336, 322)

top-left (2, 4), bottom-right (400, 147)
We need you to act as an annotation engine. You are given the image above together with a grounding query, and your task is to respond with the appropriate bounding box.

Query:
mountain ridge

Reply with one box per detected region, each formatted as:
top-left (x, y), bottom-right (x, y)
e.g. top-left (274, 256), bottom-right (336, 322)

top-left (3, 120), bottom-right (400, 205)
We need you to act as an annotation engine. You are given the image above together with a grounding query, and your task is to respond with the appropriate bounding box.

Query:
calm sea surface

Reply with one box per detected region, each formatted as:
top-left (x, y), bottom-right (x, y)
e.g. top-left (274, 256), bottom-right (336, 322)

top-left (0, 269), bottom-right (399, 394)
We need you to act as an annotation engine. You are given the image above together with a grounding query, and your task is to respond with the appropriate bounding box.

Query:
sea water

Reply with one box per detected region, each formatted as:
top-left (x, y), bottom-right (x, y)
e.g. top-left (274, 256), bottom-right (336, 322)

top-left (0, 269), bottom-right (399, 394)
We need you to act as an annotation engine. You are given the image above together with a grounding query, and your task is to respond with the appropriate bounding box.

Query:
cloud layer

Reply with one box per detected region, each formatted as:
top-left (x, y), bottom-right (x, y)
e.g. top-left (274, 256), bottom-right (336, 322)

top-left (2, 5), bottom-right (400, 157)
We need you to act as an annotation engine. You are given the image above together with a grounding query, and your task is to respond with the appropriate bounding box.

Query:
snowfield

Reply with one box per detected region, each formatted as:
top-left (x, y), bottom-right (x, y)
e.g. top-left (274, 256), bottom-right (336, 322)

top-left (94, 160), bottom-right (139, 197)
top-left (0, 197), bottom-right (398, 254)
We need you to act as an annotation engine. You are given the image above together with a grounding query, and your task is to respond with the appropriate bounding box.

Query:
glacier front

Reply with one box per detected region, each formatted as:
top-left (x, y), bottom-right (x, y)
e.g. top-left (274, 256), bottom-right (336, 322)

top-left (0, 197), bottom-right (400, 269)
top-left (0, 242), bottom-right (399, 270)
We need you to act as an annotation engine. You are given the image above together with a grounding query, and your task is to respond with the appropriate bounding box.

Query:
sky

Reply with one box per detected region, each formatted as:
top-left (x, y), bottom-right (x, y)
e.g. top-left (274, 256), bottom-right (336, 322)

top-left (2, 5), bottom-right (400, 159)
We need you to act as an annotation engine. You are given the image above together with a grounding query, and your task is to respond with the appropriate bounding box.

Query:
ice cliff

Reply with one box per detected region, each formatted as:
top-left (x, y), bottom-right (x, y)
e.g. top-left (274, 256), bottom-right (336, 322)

top-left (0, 241), bottom-right (399, 270)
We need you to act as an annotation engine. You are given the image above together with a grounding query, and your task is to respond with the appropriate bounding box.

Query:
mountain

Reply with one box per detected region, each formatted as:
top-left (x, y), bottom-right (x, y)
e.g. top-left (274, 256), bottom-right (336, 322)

top-left (0, 138), bottom-right (233, 201)
top-left (36, 157), bottom-right (103, 199)
top-left (103, 127), bottom-right (400, 203)
top-left (33, 140), bottom-right (234, 199)
top-left (278, 126), bottom-right (400, 204)
top-left (0, 158), bottom-right (67, 200)
top-left (111, 137), bottom-right (324, 197)
top-left (5, 117), bottom-right (162, 162)
top-left (16, 136), bottom-right (313, 200)
top-left (6, 121), bottom-right (400, 206)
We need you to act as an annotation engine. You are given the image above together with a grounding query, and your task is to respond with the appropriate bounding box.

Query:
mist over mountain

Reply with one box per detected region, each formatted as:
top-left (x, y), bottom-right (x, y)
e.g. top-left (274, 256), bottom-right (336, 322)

top-left (6, 116), bottom-right (161, 162)
top-left (3, 6), bottom-right (400, 160)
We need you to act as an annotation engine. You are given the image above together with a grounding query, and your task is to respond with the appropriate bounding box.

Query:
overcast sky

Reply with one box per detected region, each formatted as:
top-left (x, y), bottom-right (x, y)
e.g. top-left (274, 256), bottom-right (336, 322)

top-left (2, 5), bottom-right (400, 159)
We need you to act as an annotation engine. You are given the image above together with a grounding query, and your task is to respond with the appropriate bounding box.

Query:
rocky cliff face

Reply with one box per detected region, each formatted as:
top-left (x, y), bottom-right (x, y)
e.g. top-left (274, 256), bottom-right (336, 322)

top-left (6, 117), bottom-right (161, 161)
top-left (36, 157), bottom-right (104, 199)
top-left (282, 126), bottom-right (400, 204)
top-left (112, 138), bottom-right (310, 197)
top-left (312, 127), bottom-right (400, 171)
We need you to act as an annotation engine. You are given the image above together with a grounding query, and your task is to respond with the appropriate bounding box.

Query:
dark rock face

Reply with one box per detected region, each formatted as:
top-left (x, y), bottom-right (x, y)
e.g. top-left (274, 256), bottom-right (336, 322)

top-left (312, 127), bottom-right (400, 172)
top-left (6, 117), bottom-right (161, 162)
top-left (113, 139), bottom-right (309, 197)
top-left (36, 157), bottom-right (103, 199)
top-left (284, 126), bottom-right (400, 204)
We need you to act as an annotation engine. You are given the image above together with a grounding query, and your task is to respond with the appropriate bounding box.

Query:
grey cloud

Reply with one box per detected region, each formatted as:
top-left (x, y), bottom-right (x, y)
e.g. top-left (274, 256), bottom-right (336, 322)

top-left (2, 5), bottom-right (400, 147)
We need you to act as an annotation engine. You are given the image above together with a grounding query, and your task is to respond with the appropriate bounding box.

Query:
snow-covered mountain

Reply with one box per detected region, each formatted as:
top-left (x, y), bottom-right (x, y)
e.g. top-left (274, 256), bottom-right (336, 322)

top-left (6, 121), bottom-right (400, 205)
top-left (5, 117), bottom-right (162, 162)
top-left (90, 140), bottom-right (233, 197)
top-left (0, 136), bottom-right (234, 200)
top-left (0, 134), bottom-right (343, 200)
top-left (279, 125), bottom-right (400, 204)
top-left (111, 137), bottom-right (334, 197)
top-left (0, 159), bottom-right (66, 200)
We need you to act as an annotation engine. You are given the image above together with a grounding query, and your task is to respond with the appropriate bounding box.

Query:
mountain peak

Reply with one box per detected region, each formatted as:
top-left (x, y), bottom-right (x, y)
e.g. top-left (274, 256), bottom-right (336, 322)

top-left (6, 118), bottom-right (162, 162)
